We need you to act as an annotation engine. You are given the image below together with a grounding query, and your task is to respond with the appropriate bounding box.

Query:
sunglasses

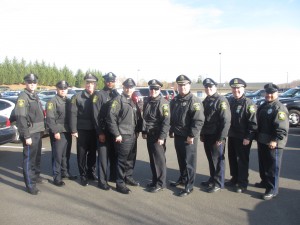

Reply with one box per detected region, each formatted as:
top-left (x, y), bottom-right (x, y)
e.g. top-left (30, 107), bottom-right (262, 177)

top-left (27, 81), bottom-right (37, 84)
top-left (149, 86), bottom-right (160, 91)
top-left (204, 85), bottom-right (213, 88)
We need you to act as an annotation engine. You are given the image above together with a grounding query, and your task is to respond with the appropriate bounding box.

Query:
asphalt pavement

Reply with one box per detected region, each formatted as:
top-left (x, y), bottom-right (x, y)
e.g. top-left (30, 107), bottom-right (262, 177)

top-left (0, 128), bottom-right (300, 225)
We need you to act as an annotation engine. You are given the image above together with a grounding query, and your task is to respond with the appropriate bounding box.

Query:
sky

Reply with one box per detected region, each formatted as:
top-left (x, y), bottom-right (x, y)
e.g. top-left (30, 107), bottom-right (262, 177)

top-left (1, 0), bottom-right (300, 86)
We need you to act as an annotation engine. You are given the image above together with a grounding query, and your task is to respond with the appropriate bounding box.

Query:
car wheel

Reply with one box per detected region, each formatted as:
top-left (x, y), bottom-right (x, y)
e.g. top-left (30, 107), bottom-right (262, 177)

top-left (288, 109), bottom-right (300, 127)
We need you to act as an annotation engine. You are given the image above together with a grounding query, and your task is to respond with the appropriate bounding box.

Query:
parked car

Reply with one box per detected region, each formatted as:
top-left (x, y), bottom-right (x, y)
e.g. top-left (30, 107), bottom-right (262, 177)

top-left (135, 87), bottom-right (150, 101)
top-left (160, 89), bottom-right (171, 101)
top-left (0, 115), bottom-right (17, 145)
top-left (279, 88), bottom-right (300, 100)
top-left (167, 89), bottom-right (176, 100)
top-left (132, 90), bottom-right (144, 111)
top-left (245, 89), bottom-right (266, 103)
top-left (0, 98), bottom-right (15, 118)
top-left (0, 91), bottom-right (21, 97)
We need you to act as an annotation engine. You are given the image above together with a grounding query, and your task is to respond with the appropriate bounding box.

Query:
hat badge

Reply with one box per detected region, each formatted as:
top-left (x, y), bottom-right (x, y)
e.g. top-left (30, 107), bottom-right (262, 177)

top-left (234, 79), bottom-right (238, 84)
top-left (180, 75), bottom-right (184, 81)
top-left (151, 80), bottom-right (156, 84)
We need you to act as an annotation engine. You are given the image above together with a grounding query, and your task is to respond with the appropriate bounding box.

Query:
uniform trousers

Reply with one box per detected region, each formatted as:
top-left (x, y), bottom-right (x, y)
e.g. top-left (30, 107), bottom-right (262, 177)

top-left (174, 135), bottom-right (198, 191)
top-left (97, 132), bottom-right (116, 184)
top-left (76, 129), bottom-right (97, 178)
top-left (146, 134), bottom-right (167, 188)
top-left (114, 134), bottom-right (137, 187)
top-left (50, 132), bottom-right (72, 182)
top-left (203, 134), bottom-right (226, 188)
top-left (257, 142), bottom-right (283, 195)
top-left (21, 132), bottom-right (42, 189)
top-left (228, 136), bottom-right (251, 188)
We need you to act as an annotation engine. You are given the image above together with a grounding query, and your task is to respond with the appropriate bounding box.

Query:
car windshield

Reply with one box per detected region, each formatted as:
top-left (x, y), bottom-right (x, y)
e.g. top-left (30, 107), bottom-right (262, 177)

top-left (280, 88), bottom-right (298, 97)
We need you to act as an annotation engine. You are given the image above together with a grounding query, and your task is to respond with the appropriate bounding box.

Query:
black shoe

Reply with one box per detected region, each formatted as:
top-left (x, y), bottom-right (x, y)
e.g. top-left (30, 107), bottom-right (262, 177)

top-left (178, 188), bottom-right (193, 197)
top-left (36, 176), bottom-right (48, 184)
top-left (125, 178), bottom-right (140, 186)
top-left (255, 181), bottom-right (266, 189)
top-left (116, 185), bottom-right (131, 194)
top-left (149, 186), bottom-right (164, 193)
top-left (262, 189), bottom-right (276, 200)
top-left (235, 186), bottom-right (247, 193)
top-left (146, 182), bottom-right (156, 188)
top-left (27, 187), bottom-right (40, 195)
top-left (169, 179), bottom-right (184, 187)
top-left (80, 177), bottom-right (89, 186)
top-left (225, 179), bottom-right (237, 187)
top-left (207, 185), bottom-right (221, 193)
top-left (62, 173), bottom-right (77, 180)
top-left (201, 180), bottom-right (213, 187)
top-left (53, 180), bottom-right (65, 187)
top-left (87, 173), bottom-right (98, 181)
top-left (98, 182), bottom-right (111, 191)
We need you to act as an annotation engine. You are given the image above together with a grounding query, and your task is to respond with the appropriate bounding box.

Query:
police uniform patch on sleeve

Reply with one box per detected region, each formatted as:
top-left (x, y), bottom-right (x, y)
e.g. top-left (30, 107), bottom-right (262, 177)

top-left (220, 101), bottom-right (227, 110)
top-left (71, 97), bottom-right (76, 104)
top-left (47, 102), bottom-right (54, 110)
top-left (248, 105), bottom-right (256, 113)
top-left (278, 111), bottom-right (286, 120)
top-left (162, 104), bottom-right (169, 117)
top-left (193, 103), bottom-right (201, 111)
top-left (17, 99), bottom-right (25, 107)
top-left (93, 95), bottom-right (98, 103)
top-left (111, 100), bottom-right (118, 109)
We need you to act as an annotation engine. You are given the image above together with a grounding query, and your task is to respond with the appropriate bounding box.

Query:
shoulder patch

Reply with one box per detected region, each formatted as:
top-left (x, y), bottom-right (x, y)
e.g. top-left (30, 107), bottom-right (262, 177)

top-left (220, 101), bottom-right (227, 110)
top-left (278, 111), bottom-right (286, 121)
top-left (162, 104), bottom-right (169, 117)
top-left (248, 105), bottom-right (256, 113)
top-left (47, 102), bottom-right (54, 110)
top-left (93, 95), bottom-right (98, 103)
top-left (71, 97), bottom-right (76, 104)
top-left (193, 103), bottom-right (201, 111)
top-left (17, 99), bottom-right (25, 107)
top-left (111, 100), bottom-right (118, 109)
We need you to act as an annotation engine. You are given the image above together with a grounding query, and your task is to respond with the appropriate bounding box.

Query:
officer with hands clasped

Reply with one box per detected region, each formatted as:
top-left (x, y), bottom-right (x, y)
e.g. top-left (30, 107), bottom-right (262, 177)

top-left (46, 80), bottom-right (77, 187)
top-left (142, 79), bottom-right (170, 193)
top-left (169, 75), bottom-right (204, 197)
top-left (92, 72), bottom-right (119, 191)
top-left (200, 78), bottom-right (231, 193)
top-left (226, 78), bottom-right (257, 193)
top-left (15, 73), bottom-right (46, 195)
top-left (256, 83), bottom-right (289, 200)
top-left (106, 78), bottom-right (142, 194)
top-left (70, 73), bottom-right (98, 186)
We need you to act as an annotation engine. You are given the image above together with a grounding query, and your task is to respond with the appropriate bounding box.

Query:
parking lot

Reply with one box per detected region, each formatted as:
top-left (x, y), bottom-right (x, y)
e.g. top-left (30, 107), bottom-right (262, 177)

top-left (0, 128), bottom-right (300, 225)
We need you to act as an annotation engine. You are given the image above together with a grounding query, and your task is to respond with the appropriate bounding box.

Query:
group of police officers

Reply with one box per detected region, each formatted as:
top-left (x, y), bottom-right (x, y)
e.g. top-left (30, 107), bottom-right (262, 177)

top-left (14, 72), bottom-right (289, 201)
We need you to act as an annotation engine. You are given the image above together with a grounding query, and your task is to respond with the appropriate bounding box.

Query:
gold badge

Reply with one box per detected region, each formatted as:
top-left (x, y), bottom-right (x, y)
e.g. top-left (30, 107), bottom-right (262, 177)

top-left (162, 104), bottom-right (169, 117)
top-left (193, 103), bottom-right (200, 111)
top-left (220, 101), bottom-right (227, 110)
top-left (93, 95), bottom-right (98, 103)
top-left (248, 105), bottom-right (256, 113)
top-left (278, 111), bottom-right (286, 121)
top-left (47, 102), bottom-right (54, 110)
top-left (17, 99), bottom-right (25, 107)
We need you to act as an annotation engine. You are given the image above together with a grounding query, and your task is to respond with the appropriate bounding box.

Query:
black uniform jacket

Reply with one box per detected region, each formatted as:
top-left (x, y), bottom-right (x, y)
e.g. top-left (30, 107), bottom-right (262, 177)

top-left (170, 92), bottom-right (204, 138)
top-left (228, 95), bottom-right (257, 140)
top-left (201, 92), bottom-right (231, 141)
top-left (106, 93), bottom-right (142, 137)
top-left (92, 88), bottom-right (119, 135)
top-left (46, 95), bottom-right (71, 134)
top-left (69, 90), bottom-right (94, 132)
top-left (256, 99), bottom-right (289, 148)
top-left (142, 95), bottom-right (170, 140)
top-left (15, 89), bottom-right (45, 139)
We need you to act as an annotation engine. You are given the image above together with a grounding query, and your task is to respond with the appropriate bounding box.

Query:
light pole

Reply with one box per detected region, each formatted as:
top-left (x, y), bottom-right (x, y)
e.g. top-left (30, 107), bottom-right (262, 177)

top-left (286, 72), bottom-right (289, 88)
top-left (219, 52), bottom-right (222, 87)
top-left (137, 69), bottom-right (140, 86)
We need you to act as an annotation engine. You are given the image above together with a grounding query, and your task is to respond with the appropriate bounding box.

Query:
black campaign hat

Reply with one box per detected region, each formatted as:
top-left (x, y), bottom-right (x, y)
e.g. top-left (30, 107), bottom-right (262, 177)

top-left (148, 79), bottom-right (163, 88)
top-left (84, 73), bottom-right (98, 82)
top-left (122, 78), bottom-right (136, 88)
top-left (176, 75), bottom-right (191, 84)
top-left (229, 78), bottom-right (247, 88)
top-left (56, 80), bottom-right (69, 90)
top-left (24, 73), bottom-right (38, 82)
top-left (103, 72), bottom-right (116, 82)
top-left (202, 78), bottom-right (217, 86)
top-left (264, 83), bottom-right (279, 94)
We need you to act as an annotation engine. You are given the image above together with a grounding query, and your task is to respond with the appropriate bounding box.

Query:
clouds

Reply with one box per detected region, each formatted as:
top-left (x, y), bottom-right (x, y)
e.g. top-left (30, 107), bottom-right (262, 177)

top-left (0, 0), bottom-right (299, 85)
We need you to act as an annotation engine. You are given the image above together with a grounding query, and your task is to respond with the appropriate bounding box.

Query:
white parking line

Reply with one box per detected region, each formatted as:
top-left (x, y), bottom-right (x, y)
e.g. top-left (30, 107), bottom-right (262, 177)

top-left (0, 145), bottom-right (45, 150)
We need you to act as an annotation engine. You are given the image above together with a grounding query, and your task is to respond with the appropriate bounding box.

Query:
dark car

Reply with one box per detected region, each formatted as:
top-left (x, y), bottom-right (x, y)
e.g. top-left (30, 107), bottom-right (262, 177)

top-left (160, 90), bottom-right (171, 101)
top-left (135, 87), bottom-right (150, 101)
top-left (279, 88), bottom-right (300, 100)
top-left (245, 89), bottom-right (266, 103)
top-left (0, 115), bottom-right (17, 145)
top-left (132, 90), bottom-right (143, 111)
top-left (167, 89), bottom-right (176, 100)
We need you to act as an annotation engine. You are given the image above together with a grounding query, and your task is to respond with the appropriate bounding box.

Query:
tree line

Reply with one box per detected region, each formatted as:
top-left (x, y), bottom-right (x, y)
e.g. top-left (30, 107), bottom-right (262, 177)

top-left (0, 56), bottom-right (105, 89)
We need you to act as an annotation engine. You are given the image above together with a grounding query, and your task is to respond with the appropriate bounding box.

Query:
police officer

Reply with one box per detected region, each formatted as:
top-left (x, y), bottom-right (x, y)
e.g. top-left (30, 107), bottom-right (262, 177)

top-left (256, 83), bottom-right (289, 200)
top-left (226, 78), bottom-right (257, 193)
top-left (92, 72), bottom-right (119, 190)
top-left (106, 78), bottom-right (142, 194)
top-left (15, 73), bottom-right (46, 195)
top-left (70, 73), bottom-right (98, 186)
top-left (142, 79), bottom-right (170, 193)
top-left (46, 80), bottom-right (77, 187)
top-left (200, 78), bottom-right (231, 193)
top-left (169, 75), bottom-right (204, 197)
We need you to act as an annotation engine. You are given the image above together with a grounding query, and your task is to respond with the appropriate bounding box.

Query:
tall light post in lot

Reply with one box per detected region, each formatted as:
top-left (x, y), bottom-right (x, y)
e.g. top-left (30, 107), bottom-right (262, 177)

top-left (219, 52), bottom-right (222, 87)
top-left (137, 69), bottom-right (140, 86)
